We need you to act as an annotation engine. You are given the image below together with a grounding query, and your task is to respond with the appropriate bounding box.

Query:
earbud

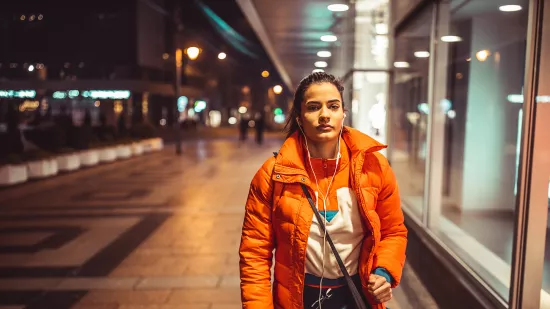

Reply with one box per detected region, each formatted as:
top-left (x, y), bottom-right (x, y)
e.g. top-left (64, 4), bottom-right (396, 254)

top-left (343, 113), bottom-right (346, 119)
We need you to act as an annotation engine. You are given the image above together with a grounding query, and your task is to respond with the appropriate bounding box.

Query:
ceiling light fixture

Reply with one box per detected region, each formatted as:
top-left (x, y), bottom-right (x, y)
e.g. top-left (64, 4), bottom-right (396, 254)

top-left (499, 5), bottom-right (522, 12)
top-left (414, 51), bottom-right (430, 58)
top-left (313, 69), bottom-right (325, 73)
top-left (394, 61), bottom-right (410, 68)
top-left (317, 51), bottom-right (332, 57)
top-left (328, 4), bottom-right (349, 12)
top-left (441, 35), bottom-right (463, 42)
top-left (314, 61), bottom-right (328, 68)
top-left (321, 35), bottom-right (337, 42)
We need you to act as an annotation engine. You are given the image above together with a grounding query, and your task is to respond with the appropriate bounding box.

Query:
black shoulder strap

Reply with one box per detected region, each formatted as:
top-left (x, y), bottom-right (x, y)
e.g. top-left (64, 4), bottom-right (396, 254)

top-left (270, 151), bottom-right (284, 205)
top-left (300, 183), bottom-right (368, 309)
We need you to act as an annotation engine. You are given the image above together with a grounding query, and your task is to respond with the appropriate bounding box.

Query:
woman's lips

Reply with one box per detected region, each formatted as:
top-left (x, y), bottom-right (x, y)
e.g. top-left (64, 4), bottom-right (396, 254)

top-left (316, 124), bottom-right (333, 131)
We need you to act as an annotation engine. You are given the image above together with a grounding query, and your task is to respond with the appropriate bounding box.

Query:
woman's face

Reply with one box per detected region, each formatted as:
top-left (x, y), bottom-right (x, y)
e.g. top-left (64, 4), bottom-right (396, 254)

top-left (298, 82), bottom-right (344, 143)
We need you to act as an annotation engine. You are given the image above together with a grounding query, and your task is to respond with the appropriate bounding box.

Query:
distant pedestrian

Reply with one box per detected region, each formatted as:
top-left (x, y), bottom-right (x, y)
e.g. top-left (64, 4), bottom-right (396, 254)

top-left (255, 112), bottom-right (265, 145)
top-left (239, 114), bottom-right (249, 144)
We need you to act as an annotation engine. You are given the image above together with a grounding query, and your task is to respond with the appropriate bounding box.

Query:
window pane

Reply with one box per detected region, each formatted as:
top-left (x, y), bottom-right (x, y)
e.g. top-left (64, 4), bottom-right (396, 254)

top-left (352, 71), bottom-right (389, 150)
top-left (430, 0), bottom-right (529, 302)
top-left (390, 7), bottom-right (432, 220)
top-left (355, 0), bottom-right (389, 69)
top-left (352, 0), bottom-right (390, 149)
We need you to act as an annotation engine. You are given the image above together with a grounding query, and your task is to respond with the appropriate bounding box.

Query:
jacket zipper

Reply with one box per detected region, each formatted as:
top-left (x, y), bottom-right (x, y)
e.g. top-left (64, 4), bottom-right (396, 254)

top-left (354, 152), bottom-right (376, 288)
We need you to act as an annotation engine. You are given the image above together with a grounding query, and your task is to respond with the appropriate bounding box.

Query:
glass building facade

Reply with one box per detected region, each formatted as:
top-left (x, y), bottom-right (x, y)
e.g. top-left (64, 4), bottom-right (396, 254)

top-left (236, 0), bottom-right (549, 305)
top-left (385, 0), bottom-right (550, 308)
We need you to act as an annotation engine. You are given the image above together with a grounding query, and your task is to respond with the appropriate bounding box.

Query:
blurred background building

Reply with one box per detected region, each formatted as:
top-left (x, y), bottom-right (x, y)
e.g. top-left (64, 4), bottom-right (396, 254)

top-left (0, 0), bottom-right (287, 136)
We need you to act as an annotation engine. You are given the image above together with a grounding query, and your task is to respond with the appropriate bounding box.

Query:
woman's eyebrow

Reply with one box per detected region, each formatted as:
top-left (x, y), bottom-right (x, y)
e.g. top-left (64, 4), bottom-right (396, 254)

top-left (305, 99), bottom-right (341, 104)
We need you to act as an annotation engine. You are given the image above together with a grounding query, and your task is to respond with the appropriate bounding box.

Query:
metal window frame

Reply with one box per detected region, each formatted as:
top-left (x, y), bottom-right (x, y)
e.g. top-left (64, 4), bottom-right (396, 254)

top-left (509, 0), bottom-right (549, 308)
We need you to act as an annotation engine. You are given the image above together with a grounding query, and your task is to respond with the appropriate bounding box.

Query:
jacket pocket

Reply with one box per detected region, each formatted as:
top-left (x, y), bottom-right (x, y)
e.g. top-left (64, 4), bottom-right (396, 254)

top-left (273, 281), bottom-right (291, 308)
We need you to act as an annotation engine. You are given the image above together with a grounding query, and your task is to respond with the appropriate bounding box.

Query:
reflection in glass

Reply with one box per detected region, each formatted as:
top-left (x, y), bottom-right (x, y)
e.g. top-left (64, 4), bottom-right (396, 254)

top-left (352, 0), bottom-right (390, 154)
top-left (390, 6), bottom-right (432, 219)
top-left (430, 0), bottom-right (528, 302)
top-left (352, 72), bottom-right (388, 149)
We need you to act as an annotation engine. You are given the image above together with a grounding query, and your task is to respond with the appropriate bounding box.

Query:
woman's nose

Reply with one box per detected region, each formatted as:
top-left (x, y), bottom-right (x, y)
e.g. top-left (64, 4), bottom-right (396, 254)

top-left (319, 107), bottom-right (330, 120)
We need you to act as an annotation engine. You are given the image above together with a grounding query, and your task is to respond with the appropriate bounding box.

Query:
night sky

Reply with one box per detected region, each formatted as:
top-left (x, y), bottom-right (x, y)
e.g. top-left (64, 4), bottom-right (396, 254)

top-left (0, 0), bottom-right (283, 87)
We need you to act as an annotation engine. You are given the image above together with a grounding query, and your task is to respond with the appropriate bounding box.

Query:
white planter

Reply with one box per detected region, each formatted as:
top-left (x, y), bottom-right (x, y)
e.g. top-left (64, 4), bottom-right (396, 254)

top-left (48, 159), bottom-right (58, 176)
top-left (116, 145), bottom-right (132, 159)
top-left (57, 154), bottom-right (80, 172)
top-left (132, 143), bottom-right (144, 155)
top-left (99, 147), bottom-right (117, 162)
top-left (0, 164), bottom-right (28, 186)
top-left (142, 139), bottom-right (153, 153)
top-left (80, 150), bottom-right (99, 166)
top-left (27, 160), bottom-right (50, 179)
top-left (150, 138), bottom-right (164, 151)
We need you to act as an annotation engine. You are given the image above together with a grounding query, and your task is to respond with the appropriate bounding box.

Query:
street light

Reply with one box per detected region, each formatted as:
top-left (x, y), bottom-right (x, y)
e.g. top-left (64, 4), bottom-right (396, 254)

top-left (174, 48), bottom-right (184, 155)
top-left (218, 52), bottom-right (227, 60)
top-left (186, 47), bottom-right (200, 60)
top-left (273, 85), bottom-right (283, 95)
top-left (174, 46), bottom-right (202, 155)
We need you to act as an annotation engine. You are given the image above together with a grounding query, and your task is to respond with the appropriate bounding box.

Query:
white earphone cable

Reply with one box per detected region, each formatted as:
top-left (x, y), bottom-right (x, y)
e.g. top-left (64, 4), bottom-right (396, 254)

top-left (298, 120), bottom-right (343, 309)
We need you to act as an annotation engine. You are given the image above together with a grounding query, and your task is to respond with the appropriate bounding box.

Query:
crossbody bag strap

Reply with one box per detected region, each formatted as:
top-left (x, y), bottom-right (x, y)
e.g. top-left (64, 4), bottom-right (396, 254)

top-left (300, 183), bottom-right (368, 309)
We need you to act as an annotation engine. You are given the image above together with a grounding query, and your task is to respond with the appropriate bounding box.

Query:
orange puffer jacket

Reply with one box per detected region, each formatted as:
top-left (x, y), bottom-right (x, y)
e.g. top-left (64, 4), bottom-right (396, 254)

top-left (239, 127), bottom-right (407, 309)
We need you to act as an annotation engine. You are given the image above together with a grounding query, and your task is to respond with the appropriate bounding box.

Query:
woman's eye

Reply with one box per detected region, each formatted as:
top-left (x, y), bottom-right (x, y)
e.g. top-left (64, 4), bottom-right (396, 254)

top-left (330, 105), bottom-right (340, 110)
top-left (307, 105), bottom-right (320, 111)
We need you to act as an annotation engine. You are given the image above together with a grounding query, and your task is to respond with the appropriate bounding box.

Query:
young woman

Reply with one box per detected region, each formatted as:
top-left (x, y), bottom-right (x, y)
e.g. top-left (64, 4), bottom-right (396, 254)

top-left (239, 72), bottom-right (407, 309)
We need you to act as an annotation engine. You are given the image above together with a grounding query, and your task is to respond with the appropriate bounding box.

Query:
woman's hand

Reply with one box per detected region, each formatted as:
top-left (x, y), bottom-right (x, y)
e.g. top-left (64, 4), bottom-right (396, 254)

top-left (367, 274), bottom-right (392, 303)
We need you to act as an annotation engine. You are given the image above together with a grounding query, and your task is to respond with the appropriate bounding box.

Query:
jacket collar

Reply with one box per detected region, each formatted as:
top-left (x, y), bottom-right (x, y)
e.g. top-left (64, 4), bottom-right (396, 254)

top-left (273, 126), bottom-right (386, 181)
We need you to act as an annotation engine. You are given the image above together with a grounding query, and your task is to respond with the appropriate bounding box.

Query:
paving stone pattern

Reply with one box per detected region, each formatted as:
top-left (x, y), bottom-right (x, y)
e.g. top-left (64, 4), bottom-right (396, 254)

top-left (0, 135), bottom-right (436, 309)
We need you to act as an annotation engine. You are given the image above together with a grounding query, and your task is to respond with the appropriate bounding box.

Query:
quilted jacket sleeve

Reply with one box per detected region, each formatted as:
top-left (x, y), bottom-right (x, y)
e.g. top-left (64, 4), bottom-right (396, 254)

top-left (239, 158), bottom-right (276, 309)
top-left (372, 153), bottom-right (408, 288)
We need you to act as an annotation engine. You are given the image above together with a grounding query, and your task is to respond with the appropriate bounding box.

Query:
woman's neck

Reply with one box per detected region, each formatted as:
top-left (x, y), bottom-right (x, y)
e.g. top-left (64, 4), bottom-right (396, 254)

top-left (306, 138), bottom-right (339, 159)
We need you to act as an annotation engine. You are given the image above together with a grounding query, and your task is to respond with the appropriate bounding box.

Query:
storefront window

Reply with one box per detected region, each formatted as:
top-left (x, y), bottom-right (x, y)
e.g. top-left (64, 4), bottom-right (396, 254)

top-left (427, 0), bottom-right (529, 302)
top-left (352, 72), bottom-right (388, 146)
top-left (390, 6), bottom-right (432, 219)
top-left (352, 0), bottom-right (390, 151)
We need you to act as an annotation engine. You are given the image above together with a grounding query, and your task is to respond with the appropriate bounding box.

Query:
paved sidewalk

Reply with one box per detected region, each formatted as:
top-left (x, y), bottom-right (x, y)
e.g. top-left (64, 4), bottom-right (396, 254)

top-left (0, 135), bottom-right (436, 309)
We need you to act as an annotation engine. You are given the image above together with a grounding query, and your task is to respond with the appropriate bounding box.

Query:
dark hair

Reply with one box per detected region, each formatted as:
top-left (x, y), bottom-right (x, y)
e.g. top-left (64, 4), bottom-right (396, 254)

top-left (284, 72), bottom-right (344, 138)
